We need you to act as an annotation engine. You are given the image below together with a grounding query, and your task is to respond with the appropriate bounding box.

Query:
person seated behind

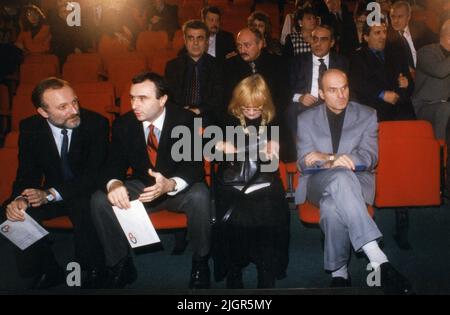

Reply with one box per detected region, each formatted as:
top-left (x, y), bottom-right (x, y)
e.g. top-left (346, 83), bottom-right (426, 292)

top-left (90, 72), bottom-right (211, 289)
top-left (165, 20), bottom-right (223, 125)
top-left (15, 4), bottom-right (51, 54)
top-left (248, 11), bottom-right (282, 56)
top-left (212, 74), bottom-right (291, 289)
top-left (2, 77), bottom-right (109, 289)
top-left (295, 69), bottom-right (413, 295)
top-left (147, 0), bottom-right (179, 43)
top-left (283, 7), bottom-right (318, 58)
top-left (349, 19), bottom-right (416, 121)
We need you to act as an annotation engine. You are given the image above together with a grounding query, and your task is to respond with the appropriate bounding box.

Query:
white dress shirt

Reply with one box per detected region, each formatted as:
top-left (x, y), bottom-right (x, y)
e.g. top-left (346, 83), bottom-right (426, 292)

top-left (208, 33), bottom-right (217, 57)
top-left (107, 108), bottom-right (188, 196)
top-left (401, 26), bottom-right (417, 67)
top-left (292, 53), bottom-right (330, 102)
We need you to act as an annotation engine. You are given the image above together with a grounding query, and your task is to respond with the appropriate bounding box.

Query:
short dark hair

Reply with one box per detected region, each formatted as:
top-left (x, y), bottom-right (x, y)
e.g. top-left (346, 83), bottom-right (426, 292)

top-left (201, 6), bottom-right (221, 20)
top-left (182, 19), bottom-right (210, 38)
top-left (362, 18), bottom-right (387, 37)
top-left (293, 7), bottom-right (317, 32)
top-left (247, 11), bottom-right (272, 37)
top-left (31, 77), bottom-right (71, 109)
top-left (314, 24), bottom-right (335, 40)
top-left (131, 71), bottom-right (168, 99)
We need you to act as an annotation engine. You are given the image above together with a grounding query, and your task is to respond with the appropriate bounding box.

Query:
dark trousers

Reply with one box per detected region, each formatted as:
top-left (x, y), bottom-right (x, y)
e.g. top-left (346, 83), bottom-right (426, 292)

top-left (4, 197), bottom-right (104, 277)
top-left (90, 181), bottom-right (211, 267)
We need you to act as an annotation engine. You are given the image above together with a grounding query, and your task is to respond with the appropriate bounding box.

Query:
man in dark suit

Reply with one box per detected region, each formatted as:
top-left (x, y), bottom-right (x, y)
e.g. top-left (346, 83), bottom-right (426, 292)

top-left (224, 27), bottom-right (289, 116)
top-left (349, 20), bottom-right (416, 121)
top-left (388, 1), bottom-right (438, 70)
top-left (147, 0), bottom-right (179, 42)
top-left (3, 77), bottom-right (109, 289)
top-left (90, 72), bottom-right (211, 289)
top-left (165, 20), bottom-right (223, 125)
top-left (320, 0), bottom-right (359, 57)
top-left (201, 6), bottom-right (235, 62)
top-left (288, 25), bottom-right (348, 135)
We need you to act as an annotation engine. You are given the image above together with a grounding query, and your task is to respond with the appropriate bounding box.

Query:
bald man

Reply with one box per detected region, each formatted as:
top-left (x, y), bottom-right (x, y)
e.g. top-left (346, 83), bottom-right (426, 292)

top-left (295, 69), bottom-right (413, 294)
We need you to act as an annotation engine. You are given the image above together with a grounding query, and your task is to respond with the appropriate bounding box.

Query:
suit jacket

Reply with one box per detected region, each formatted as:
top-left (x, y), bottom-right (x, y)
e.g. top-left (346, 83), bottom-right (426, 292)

top-left (214, 30), bottom-right (236, 61)
top-left (101, 104), bottom-right (204, 191)
top-left (387, 22), bottom-right (438, 68)
top-left (349, 45), bottom-right (414, 120)
top-left (147, 3), bottom-right (179, 40)
top-left (295, 102), bottom-right (378, 205)
top-left (413, 44), bottom-right (450, 110)
top-left (290, 52), bottom-right (349, 104)
top-left (320, 5), bottom-right (359, 57)
top-left (10, 109), bottom-right (109, 202)
top-left (224, 49), bottom-right (290, 114)
top-left (165, 53), bottom-right (224, 120)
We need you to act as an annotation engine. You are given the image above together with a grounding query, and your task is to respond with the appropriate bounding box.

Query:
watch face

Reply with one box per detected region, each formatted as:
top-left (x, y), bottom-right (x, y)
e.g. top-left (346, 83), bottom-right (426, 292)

top-left (46, 194), bottom-right (55, 202)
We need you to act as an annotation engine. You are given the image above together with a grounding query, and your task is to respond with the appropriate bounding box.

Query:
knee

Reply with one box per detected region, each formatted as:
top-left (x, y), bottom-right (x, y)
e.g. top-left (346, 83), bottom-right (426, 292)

top-left (187, 183), bottom-right (209, 203)
top-left (327, 169), bottom-right (358, 190)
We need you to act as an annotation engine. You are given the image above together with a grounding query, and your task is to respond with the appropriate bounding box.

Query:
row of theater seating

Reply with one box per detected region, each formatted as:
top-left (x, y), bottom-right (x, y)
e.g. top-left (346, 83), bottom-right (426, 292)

top-left (0, 120), bottom-right (441, 237)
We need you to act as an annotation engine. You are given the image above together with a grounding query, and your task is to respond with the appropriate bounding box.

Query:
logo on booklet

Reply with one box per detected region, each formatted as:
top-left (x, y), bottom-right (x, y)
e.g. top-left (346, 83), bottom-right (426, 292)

top-left (1, 225), bottom-right (10, 233)
top-left (128, 232), bottom-right (137, 244)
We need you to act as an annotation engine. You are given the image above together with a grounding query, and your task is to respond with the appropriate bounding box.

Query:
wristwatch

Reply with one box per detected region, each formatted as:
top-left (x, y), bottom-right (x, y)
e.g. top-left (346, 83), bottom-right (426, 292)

top-left (45, 190), bottom-right (55, 203)
top-left (328, 154), bottom-right (336, 162)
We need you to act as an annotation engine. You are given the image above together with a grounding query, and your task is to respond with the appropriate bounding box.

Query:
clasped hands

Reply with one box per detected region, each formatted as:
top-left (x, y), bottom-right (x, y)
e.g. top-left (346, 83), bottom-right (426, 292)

top-left (305, 151), bottom-right (355, 170)
top-left (107, 169), bottom-right (176, 210)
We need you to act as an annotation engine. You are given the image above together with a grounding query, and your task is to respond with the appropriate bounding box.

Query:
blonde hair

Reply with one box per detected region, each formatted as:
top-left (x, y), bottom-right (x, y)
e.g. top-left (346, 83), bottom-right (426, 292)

top-left (228, 74), bottom-right (276, 125)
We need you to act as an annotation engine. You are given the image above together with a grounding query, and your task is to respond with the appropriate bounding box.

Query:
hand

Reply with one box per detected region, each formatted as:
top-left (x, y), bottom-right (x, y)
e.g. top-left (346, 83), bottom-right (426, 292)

top-left (299, 94), bottom-right (318, 107)
top-left (5, 198), bottom-right (28, 222)
top-left (225, 51), bottom-right (238, 59)
top-left (261, 140), bottom-right (280, 160)
top-left (21, 189), bottom-right (47, 208)
top-left (151, 16), bottom-right (161, 24)
top-left (189, 108), bottom-right (201, 115)
top-left (331, 154), bottom-right (355, 170)
top-left (398, 73), bottom-right (409, 89)
top-left (139, 169), bottom-right (175, 203)
top-left (383, 91), bottom-right (400, 105)
top-left (215, 141), bottom-right (237, 154)
top-left (305, 151), bottom-right (330, 167)
top-left (107, 181), bottom-right (131, 210)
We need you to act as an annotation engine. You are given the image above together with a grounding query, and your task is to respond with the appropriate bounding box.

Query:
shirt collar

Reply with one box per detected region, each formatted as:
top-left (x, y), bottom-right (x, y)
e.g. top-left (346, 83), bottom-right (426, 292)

top-left (313, 53), bottom-right (330, 64)
top-left (143, 107), bottom-right (166, 132)
top-left (47, 120), bottom-right (73, 138)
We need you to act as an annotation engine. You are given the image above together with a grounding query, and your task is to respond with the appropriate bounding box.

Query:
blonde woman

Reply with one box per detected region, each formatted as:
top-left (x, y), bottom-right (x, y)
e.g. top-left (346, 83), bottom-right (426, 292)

top-left (212, 74), bottom-right (291, 289)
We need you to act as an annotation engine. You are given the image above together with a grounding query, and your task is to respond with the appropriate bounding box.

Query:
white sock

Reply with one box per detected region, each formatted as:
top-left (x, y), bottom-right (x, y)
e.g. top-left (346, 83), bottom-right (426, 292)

top-left (331, 264), bottom-right (348, 279)
top-left (362, 241), bottom-right (388, 268)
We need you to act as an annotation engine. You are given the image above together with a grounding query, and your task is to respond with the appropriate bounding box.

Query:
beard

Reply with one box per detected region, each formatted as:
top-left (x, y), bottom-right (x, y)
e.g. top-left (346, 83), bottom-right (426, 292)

top-left (50, 114), bottom-right (81, 129)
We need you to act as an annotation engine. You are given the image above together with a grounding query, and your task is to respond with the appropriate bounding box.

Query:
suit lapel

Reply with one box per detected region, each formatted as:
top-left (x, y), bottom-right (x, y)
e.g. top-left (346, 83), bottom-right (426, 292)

top-left (39, 119), bottom-right (63, 175)
top-left (155, 107), bottom-right (172, 170)
top-left (306, 54), bottom-right (313, 92)
top-left (337, 102), bottom-right (357, 154)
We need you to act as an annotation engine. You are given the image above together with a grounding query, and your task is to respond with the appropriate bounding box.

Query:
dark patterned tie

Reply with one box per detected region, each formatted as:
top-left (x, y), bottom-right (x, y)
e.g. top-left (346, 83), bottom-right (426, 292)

top-left (190, 62), bottom-right (200, 106)
top-left (147, 125), bottom-right (159, 167)
top-left (318, 58), bottom-right (328, 87)
top-left (61, 129), bottom-right (74, 181)
top-left (250, 61), bottom-right (257, 74)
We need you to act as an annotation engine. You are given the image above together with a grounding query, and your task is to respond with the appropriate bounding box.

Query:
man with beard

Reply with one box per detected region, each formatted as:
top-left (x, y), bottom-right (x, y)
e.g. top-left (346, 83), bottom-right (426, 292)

top-left (2, 77), bottom-right (109, 289)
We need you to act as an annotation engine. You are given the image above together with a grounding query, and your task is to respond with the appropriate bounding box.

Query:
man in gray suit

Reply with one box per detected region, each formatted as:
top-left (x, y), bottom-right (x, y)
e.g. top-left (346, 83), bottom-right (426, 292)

top-left (295, 69), bottom-right (412, 294)
top-left (412, 19), bottom-right (450, 140)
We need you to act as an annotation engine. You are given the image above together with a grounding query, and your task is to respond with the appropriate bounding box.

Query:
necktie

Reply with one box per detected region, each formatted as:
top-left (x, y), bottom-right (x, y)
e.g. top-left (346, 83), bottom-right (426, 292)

top-left (250, 61), bottom-right (257, 74)
top-left (61, 129), bottom-right (74, 181)
top-left (190, 62), bottom-right (200, 106)
top-left (375, 50), bottom-right (384, 63)
top-left (147, 125), bottom-right (159, 167)
top-left (318, 58), bottom-right (328, 87)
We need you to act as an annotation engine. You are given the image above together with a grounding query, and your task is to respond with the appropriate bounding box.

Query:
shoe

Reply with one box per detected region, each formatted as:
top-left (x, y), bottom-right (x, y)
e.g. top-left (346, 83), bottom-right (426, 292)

top-left (105, 256), bottom-right (137, 289)
top-left (329, 276), bottom-right (352, 288)
top-left (379, 262), bottom-right (414, 295)
top-left (189, 257), bottom-right (210, 289)
top-left (31, 268), bottom-right (65, 290)
top-left (226, 267), bottom-right (243, 289)
top-left (82, 267), bottom-right (108, 289)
